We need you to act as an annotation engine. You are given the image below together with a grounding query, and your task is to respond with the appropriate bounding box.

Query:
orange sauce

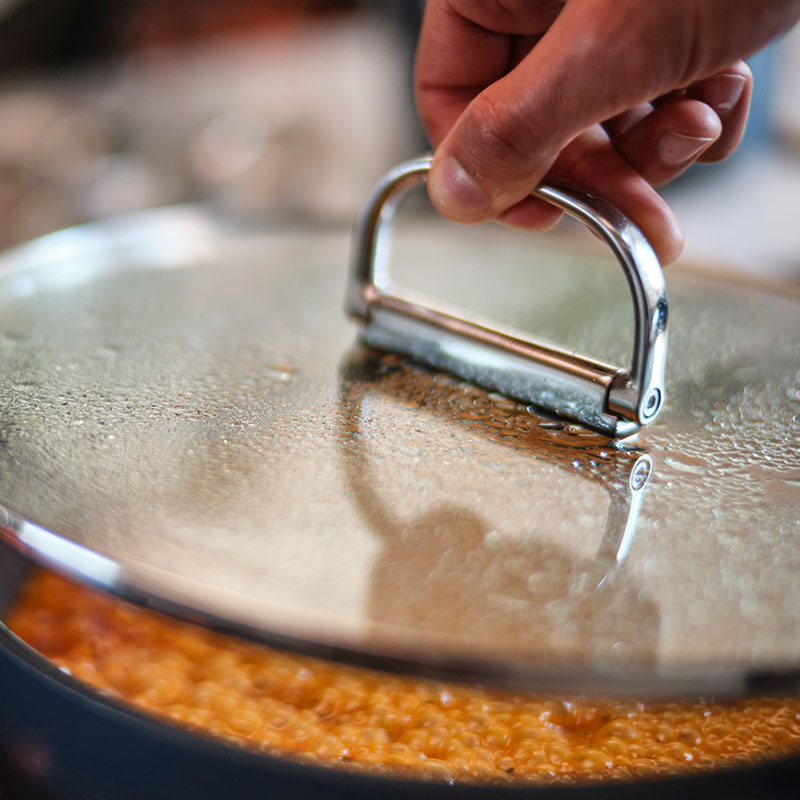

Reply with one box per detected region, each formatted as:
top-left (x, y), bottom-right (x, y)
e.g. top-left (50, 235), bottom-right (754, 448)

top-left (8, 570), bottom-right (800, 785)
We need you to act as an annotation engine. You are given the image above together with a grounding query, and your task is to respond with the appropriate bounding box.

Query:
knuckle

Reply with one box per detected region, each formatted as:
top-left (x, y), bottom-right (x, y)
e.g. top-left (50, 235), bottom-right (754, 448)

top-left (447, 0), bottom-right (528, 28)
top-left (463, 93), bottom-right (533, 177)
top-left (681, 98), bottom-right (723, 139)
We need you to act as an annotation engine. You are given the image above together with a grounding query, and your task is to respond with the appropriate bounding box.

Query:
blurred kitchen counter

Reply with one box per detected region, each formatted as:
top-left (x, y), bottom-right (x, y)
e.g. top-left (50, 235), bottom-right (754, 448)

top-left (0, 6), bottom-right (419, 248)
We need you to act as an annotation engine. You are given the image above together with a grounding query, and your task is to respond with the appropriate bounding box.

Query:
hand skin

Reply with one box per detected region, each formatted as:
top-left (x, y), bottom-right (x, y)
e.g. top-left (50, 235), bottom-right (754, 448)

top-left (415, 0), bottom-right (800, 263)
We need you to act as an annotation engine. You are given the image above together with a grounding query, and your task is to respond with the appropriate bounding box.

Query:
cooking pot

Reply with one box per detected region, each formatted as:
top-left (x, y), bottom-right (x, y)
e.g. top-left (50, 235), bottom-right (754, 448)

top-left (2, 544), bottom-right (800, 800)
top-left (0, 162), bottom-right (798, 797)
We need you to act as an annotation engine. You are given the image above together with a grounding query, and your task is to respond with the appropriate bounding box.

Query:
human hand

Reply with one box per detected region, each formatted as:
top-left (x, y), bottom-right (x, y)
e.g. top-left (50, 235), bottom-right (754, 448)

top-left (415, 0), bottom-right (800, 263)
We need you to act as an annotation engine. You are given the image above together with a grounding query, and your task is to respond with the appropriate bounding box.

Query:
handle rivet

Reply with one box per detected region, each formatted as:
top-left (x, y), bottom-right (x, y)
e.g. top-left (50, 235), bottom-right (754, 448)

top-left (643, 389), bottom-right (661, 419)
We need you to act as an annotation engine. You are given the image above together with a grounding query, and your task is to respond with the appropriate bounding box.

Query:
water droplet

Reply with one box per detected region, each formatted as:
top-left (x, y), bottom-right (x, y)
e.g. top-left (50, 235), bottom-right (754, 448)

top-left (739, 594), bottom-right (774, 625)
top-left (527, 571), bottom-right (549, 593)
top-left (663, 455), bottom-right (705, 476)
top-left (266, 362), bottom-right (297, 383)
top-left (609, 640), bottom-right (632, 664)
top-left (538, 420), bottom-right (563, 430)
top-left (488, 392), bottom-right (516, 410)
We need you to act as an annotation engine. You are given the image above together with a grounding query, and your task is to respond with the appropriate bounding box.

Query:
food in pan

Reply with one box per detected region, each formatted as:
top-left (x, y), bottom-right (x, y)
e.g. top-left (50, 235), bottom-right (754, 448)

top-left (8, 570), bottom-right (800, 785)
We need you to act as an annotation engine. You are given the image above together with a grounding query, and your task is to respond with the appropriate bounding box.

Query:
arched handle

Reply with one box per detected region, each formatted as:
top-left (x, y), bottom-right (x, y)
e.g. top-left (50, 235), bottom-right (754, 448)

top-left (346, 155), bottom-right (668, 438)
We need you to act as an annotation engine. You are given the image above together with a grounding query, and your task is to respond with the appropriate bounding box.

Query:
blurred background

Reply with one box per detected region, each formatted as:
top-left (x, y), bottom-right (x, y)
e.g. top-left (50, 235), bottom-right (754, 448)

top-left (0, 0), bottom-right (795, 280)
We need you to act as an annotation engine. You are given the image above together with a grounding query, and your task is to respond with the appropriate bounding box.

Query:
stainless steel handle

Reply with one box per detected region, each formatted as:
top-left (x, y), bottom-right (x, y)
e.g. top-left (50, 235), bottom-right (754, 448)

top-left (346, 155), bottom-right (668, 438)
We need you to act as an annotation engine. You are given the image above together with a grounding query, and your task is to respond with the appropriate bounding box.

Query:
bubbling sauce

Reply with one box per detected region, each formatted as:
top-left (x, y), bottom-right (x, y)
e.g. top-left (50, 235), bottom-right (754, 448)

top-left (8, 571), bottom-right (800, 785)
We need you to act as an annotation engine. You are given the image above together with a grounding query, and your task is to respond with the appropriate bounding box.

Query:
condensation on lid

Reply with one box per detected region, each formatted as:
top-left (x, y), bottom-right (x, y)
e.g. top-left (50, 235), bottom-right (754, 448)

top-left (0, 207), bottom-right (797, 697)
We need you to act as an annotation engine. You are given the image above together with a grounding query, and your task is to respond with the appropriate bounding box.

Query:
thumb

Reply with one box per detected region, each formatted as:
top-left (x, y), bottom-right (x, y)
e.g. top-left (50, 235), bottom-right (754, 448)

top-left (426, 0), bottom-right (690, 224)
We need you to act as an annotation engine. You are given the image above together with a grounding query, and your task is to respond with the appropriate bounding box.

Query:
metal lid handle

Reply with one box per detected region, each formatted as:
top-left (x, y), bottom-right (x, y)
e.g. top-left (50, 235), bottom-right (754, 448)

top-left (346, 155), bottom-right (668, 438)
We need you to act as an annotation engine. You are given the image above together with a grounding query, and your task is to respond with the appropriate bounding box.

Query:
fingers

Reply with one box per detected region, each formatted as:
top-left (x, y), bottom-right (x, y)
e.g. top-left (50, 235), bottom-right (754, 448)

top-left (448, 59), bottom-right (750, 254)
top-left (423, 0), bottom-right (688, 225)
top-left (610, 97), bottom-right (721, 186)
top-left (453, 61), bottom-right (746, 265)
top-left (420, 0), bottom-right (687, 263)
top-left (415, 0), bottom-right (779, 263)
top-left (500, 127), bottom-right (685, 265)
top-left (496, 196), bottom-right (564, 232)
top-left (550, 130), bottom-right (685, 264)
top-left (603, 61), bottom-right (751, 185)
top-left (689, 61), bottom-right (753, 162)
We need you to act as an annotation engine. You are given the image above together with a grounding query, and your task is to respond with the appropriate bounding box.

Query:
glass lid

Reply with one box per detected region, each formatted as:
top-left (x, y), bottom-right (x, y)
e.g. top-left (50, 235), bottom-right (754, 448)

top-left (0, 202), bottom-right (797, 698)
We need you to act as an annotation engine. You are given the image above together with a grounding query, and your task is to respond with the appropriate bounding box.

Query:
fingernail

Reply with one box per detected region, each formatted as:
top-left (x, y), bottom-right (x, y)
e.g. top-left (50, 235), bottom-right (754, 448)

top-left (428, 157), bottom-right (490, 221)
top-left (658, 133), bottom-right (714, 167)
top-left (698, 73), bottom-right (746, 117)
